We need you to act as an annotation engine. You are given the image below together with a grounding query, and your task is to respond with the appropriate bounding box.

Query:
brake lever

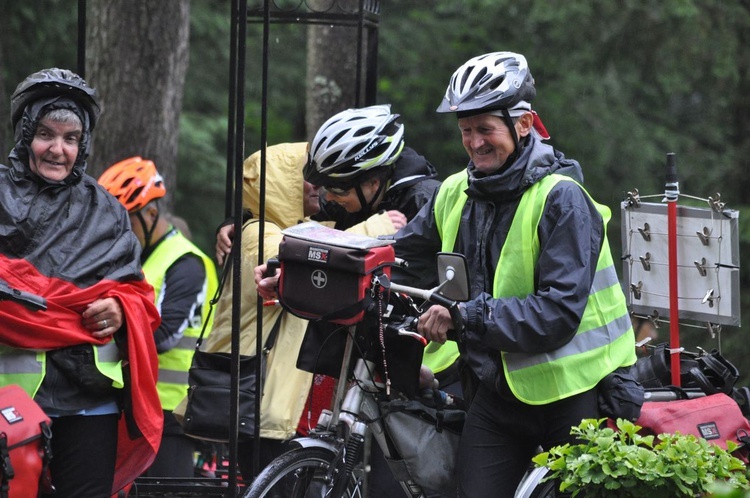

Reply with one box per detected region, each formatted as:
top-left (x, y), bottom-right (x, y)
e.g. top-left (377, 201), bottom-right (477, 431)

top-left (398, 328), bottom-right (428, 346)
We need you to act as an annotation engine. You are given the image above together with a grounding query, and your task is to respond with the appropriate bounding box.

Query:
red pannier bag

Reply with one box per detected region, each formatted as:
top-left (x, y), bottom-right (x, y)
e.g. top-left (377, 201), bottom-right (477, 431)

top-left (277, 222), bottom-right (395, 326)
top-left (636, 392), bottom-right (750, 455)
top-left (0, 384), bottom-right (53, 498)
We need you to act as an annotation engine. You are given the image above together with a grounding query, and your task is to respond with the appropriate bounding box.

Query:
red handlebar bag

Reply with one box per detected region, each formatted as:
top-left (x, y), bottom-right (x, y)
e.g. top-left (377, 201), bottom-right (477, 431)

top-left (277, 224), bottom-right (395, 326)
top-left (636, 392), bottom-right (750, 456)
top-left (0, 384), bottom-right (53, 498)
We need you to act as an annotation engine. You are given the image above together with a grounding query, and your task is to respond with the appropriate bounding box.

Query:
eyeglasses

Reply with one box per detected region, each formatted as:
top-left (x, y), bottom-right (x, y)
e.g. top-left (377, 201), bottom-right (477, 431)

top-left (325, 185), bottom-right (353, 196)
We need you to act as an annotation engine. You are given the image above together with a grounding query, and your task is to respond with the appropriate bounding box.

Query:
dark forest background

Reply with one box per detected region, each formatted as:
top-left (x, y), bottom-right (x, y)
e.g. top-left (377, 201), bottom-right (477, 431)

top-left (2, 0), bottom-right (749, 382)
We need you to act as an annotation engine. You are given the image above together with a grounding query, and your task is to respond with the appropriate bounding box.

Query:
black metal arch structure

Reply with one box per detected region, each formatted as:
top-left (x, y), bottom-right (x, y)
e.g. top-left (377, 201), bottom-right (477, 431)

top-left (225, 1), bottom-right (380, 496)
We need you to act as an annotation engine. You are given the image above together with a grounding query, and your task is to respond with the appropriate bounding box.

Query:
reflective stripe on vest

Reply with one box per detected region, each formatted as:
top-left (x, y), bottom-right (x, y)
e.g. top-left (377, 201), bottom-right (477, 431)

top-left (94, 341), bottom-right (124, 389)
top-left (0, 346), bottom-right (46, 396)
top-left (434, 171), bottom-right (636, 404)
top-left (0, 341), bottom-right (123, 397)
top-left (142, 229), bottom-right (218, 410)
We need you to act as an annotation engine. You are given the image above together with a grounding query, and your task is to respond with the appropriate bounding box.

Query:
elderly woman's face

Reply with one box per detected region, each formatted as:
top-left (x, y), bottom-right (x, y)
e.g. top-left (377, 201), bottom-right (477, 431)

top-left (30, 117), bottom-right (82, 182)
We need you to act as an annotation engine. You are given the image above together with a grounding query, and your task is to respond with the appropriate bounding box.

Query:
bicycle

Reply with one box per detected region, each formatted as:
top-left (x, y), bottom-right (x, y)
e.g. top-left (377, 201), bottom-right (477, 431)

top-left (242, 251), bottom-right (470, 498)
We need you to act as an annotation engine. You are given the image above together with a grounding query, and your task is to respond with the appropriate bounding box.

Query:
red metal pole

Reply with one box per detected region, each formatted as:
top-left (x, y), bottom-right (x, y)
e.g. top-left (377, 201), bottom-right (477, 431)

top-left (665, 153), bottom-right (681, 386)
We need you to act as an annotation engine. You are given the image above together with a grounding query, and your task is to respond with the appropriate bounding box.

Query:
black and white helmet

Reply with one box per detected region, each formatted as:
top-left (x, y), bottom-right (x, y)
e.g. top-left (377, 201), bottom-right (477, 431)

top-left (436, 52), bottom-right (536, 116)
top-left (304, 104), bottom-right (405, 187)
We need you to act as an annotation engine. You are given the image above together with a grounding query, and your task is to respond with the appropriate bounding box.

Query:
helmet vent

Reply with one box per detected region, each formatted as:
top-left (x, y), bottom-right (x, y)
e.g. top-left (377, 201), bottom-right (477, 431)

top-left (489, 78), bottom-right (505, 91)
top-left (126, 187), bottom-right (144, 206)
top-left (470, 67), bottom-right (488, 89)
top-left (322, 151), bottom-right (341, 169)
top-left (330, 129), bottom-right (348, 145)
top-left (349, 142), bottom-right (367, 157)
top-left (353, 126), bottom-right (375, 137)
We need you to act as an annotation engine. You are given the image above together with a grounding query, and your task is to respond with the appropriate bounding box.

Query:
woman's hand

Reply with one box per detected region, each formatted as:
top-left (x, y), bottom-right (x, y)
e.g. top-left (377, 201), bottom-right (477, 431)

top-left (387, 210), bottom-right (408, 230)
top-left (216, 224), bottom-right (234, 266)
top-left (82, 297), bottom-right (123, 338)
top-left (254, 263), bottom-right (280, 301)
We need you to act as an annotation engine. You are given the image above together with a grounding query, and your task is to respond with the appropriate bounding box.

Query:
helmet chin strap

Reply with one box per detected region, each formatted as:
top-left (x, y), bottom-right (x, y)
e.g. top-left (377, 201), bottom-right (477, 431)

top-left (354, 178), bottom-right (388, 216)
top-left (134, 208), bottom-right (160, 261)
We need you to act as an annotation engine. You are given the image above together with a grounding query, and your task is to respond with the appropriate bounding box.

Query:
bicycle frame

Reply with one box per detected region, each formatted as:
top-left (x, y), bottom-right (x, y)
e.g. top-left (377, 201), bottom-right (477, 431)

top-left (286, 326), bottom-right (429, 498)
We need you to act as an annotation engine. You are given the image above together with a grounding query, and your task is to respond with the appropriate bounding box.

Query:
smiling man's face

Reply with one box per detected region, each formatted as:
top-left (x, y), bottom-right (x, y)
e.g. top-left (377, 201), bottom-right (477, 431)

top-left (457, 113), bottom-right (531, 175)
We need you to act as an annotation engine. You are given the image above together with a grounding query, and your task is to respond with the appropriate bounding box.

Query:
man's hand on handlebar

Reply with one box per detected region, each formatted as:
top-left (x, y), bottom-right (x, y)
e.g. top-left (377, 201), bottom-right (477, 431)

top-left (417, 305), bottom-right (455, 344)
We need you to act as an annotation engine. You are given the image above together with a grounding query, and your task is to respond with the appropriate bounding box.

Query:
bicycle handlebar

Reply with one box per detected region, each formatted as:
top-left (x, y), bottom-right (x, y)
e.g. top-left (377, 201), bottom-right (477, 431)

top-left (384, 278), bottom-right (464, 339)
top-left (0, 280), bottom-right (47, 312)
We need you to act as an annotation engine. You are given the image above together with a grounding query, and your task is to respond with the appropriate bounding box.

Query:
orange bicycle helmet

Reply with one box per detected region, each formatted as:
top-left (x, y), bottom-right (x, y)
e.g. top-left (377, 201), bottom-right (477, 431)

top-left (99, 156), bottom-right (166, 212)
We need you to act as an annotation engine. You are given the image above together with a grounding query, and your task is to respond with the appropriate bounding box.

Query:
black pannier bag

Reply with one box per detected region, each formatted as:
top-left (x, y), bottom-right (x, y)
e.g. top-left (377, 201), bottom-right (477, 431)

top-left (380, 398), bottom-right (465, 496)
top-left (277, 222), bottom-right (396, 326)
top-left (295, 290), bottom-right (425, 399)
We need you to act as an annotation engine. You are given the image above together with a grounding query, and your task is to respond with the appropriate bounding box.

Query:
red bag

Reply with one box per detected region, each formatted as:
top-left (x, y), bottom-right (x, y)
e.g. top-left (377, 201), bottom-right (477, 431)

top-left (636, 393), bottom-right (750, 452)
top-left (277, 223), bottom-right (395, 326)
top-left (0, 384), bottom-right (53, 498)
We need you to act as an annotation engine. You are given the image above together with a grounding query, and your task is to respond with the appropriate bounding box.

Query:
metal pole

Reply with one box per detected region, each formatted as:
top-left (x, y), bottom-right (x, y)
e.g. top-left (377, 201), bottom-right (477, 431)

top-left (77, 0), bottom-right (86, 78)
top-left (365, 14), bottom-right (379, 105)
top-left (253, 0), bottom-right (271, 479)
top-left (228, 0), bottom-right (248, 494)
top-left (665, 152), bottom-right (681, 387)
top-left (225, 0), bottom-right (240, 218)
top-left (354, 0), bottom-right (365, 107)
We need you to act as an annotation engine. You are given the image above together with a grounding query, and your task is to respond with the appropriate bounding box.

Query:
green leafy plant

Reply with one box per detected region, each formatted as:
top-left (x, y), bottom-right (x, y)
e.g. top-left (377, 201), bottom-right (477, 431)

top-left (710, 481), bottom-right (750, 498)
top-left (532, 418), bottom-right (750, 497)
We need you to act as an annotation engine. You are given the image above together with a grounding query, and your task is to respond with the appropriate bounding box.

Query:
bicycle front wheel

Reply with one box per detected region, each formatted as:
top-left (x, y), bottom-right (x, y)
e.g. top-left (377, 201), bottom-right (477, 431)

top-left (515, 465), bottom-right (559, 498)
top-left (528, 479), bottom-right (557, 498)
top-left (241, 446), bottom-right (365, 498)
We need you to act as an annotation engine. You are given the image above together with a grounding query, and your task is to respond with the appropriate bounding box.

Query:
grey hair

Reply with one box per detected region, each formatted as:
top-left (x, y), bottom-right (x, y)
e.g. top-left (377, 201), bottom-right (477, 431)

top-left (41, 108), bottom-right (82, 128)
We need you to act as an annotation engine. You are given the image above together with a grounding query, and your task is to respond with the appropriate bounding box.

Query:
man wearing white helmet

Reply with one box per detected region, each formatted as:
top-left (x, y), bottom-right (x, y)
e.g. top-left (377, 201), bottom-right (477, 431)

top-left (392, 52), bottom-right (637, 497)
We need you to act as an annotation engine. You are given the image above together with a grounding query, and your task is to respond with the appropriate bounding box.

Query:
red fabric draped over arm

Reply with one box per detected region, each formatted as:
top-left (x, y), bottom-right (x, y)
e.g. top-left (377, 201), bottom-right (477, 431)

top-left (0, 255), bottom-right (163, 494)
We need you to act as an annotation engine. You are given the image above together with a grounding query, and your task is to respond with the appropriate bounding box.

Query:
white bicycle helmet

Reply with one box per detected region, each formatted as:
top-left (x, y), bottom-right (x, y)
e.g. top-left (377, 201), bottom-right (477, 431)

top-left (304, 104), bottom-right (405, 187)
top-left (436, 52), bottom-right (536, 116)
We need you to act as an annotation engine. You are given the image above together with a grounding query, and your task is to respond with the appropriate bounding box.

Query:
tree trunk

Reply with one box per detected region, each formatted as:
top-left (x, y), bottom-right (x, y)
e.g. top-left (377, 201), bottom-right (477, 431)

top-left (86, 0), bottom-right (191, 210)
top-left (305, 0), bottom-right (365, 140)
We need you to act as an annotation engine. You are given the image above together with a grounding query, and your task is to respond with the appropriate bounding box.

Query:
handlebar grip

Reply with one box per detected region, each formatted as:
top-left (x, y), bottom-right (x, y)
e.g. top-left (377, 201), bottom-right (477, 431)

top-left (428, 292), bottom-right (454, 309)
top-left (429, 293), bottom-right (464, 339)
top-left (448, 304), bottom-right (464, 338)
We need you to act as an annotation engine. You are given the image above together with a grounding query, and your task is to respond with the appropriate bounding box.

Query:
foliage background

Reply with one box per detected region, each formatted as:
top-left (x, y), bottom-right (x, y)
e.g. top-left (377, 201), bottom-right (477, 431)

top-left (2, 0), bottom-right (750, 381)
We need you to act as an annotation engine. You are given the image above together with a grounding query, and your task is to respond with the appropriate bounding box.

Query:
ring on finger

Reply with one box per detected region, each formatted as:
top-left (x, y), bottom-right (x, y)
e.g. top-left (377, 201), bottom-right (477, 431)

top-left (102, 319), bottom-right (108, 329)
